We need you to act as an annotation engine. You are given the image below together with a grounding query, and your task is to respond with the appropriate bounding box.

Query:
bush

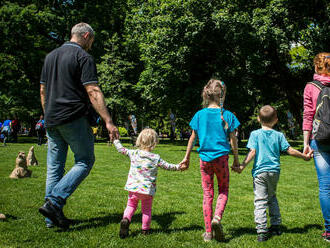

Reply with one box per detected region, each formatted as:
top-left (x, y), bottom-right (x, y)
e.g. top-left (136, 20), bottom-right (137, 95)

top-left (118, 127), bottom-right (128, 137)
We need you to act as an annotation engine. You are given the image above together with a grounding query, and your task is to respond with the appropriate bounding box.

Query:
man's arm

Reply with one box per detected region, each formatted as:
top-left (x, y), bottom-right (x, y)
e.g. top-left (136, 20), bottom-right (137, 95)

top-left (40, 84), bottom-right (46, 113)
top-left (84, 83), bottom-right (119, 141)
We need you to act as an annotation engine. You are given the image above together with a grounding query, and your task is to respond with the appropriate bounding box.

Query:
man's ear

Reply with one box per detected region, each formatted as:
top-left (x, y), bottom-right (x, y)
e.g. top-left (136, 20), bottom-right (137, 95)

top-left (82, 32), bottom-right (90, 39)
top-left (257, 116), bottom-right (261, 123)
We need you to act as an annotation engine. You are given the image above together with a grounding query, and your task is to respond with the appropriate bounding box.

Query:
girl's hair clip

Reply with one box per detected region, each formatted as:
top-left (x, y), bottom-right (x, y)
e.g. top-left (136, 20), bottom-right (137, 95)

top-left (325, 56), bottom-right (330, 58)
top-left (220, 81), bottom-right (225, 86)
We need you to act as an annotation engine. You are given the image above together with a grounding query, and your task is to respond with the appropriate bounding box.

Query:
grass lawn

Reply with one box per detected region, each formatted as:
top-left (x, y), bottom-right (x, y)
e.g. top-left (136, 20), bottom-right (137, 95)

top-left (0, 138), bottom-right (327, 248)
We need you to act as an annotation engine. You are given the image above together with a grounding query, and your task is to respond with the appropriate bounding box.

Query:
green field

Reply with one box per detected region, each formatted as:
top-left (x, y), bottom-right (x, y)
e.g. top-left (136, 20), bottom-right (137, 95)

top-left (0, 139), bottom-right (327, 248)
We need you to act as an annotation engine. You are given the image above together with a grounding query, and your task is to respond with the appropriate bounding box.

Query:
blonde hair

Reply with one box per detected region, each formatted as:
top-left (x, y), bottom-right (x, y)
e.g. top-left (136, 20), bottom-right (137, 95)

top-left (136, 128), bottom-right (159, 150)
top-left (314, 52), bottom-right (330, 75)
top-left (202, 79), bottom-right (226, 108)
top-left (259, 105), bottom-right (277, 124)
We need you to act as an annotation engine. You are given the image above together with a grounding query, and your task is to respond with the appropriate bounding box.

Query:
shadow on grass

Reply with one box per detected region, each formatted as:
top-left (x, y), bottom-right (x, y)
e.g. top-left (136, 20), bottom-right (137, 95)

top-left (60, 211), bottom-right (203, 234)
top-left (227, 224), bottom-right (323, 241)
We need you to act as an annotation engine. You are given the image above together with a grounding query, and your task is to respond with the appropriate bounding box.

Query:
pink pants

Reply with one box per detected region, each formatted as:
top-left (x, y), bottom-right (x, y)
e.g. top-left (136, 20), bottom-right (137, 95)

top-left (123, 191), bottom-right (153, 230)
top-left (200, 155), bottom-right (229, 232)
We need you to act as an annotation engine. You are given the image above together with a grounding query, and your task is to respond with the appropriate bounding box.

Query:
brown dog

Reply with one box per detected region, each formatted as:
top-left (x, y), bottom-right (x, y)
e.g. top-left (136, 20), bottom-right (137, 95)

top-left (27, 146), bottom-right (38, 166)
top-left (9, 151), bottom-right (32, 179)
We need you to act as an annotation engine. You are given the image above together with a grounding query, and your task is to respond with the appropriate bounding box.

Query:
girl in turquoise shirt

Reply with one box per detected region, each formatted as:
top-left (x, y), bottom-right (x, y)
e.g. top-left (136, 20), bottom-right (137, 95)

top-left (181, 79), bottom-right (240, 242)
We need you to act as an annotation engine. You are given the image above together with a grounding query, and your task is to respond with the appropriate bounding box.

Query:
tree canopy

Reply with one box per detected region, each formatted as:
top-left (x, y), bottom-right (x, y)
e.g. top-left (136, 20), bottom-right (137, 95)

top-left (1, 0), bottom-right (330, 134)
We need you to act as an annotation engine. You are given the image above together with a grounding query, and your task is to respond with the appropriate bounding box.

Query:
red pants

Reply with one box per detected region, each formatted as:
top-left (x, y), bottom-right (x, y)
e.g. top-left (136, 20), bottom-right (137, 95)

top-left (200, 155), bottom-right (229, 232)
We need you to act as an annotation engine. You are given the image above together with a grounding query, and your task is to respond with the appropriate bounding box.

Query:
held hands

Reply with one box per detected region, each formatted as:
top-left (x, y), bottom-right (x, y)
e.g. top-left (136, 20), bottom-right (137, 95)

top-left (106, 122), bottom-right (119, 142)
top-left (231, 159), bottom-right (245, 174)
top-left (303, 150), bottom-right (313, 161)
top-left (179, 158), bottom-right (190, 171)
top-left (303, 145), bottom-right (314, 161)
top-left (231, 164), bottom-right (244, 174)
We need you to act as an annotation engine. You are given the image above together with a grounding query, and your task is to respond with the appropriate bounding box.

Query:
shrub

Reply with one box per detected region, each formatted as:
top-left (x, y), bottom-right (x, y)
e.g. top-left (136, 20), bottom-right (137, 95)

top-left (118, 126), bottom-right (128, 137)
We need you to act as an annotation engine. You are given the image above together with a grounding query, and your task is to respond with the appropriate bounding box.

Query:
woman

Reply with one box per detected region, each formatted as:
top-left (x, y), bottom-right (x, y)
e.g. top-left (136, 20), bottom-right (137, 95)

top-left (303, 52), bottom-right (330, 242)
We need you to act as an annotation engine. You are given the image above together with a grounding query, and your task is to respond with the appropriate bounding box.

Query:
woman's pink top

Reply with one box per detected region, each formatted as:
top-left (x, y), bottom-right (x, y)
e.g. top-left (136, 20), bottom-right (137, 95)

top-left (303, 74), bottom-right (330, 131)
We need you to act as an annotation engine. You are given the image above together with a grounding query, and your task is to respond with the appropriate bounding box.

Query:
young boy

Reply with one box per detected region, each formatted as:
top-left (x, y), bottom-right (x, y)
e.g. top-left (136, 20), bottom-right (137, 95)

top-left (232, 105), bottom-right (312, 242)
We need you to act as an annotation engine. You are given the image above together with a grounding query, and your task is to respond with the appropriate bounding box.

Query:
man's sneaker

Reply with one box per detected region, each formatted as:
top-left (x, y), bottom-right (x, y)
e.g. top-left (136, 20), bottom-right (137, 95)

top-left (202, 232), bottom-right (212, 242)
top-left (322, 231), bottom-right (330, 242)
top-left (257, 232), bottom-right (268, 242)
top-left (119, 218), bottom-right (130, 239)
top-left (269, 225), bottom-right (282, 236)
top-left (211, 216), bottom-right (225, 241)
top-left (39, 200), bottom-right (70, 229)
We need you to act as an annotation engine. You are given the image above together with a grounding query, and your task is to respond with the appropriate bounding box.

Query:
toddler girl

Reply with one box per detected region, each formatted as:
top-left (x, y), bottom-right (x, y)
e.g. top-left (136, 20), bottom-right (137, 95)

top-left (181, 79), bottom-right (240, 242)
top-left (113, 128), bottom-right (184, 238)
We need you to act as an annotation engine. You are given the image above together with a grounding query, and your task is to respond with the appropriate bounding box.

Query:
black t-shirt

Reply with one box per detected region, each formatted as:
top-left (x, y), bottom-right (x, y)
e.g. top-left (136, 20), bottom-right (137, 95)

top-left (40, 42), bottom-right (98, 127)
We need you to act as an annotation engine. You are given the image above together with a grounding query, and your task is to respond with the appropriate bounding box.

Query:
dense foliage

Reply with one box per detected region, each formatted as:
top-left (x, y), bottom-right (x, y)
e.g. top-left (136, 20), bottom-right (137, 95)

top-left (1, 0), bottom-right (330, 135)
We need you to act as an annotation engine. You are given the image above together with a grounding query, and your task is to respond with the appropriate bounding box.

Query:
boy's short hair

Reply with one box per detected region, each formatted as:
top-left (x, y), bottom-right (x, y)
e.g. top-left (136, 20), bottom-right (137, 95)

top-left (136, 128), bottom-right (159, 150)
top-left (259, 105), bottom-right (277, 124)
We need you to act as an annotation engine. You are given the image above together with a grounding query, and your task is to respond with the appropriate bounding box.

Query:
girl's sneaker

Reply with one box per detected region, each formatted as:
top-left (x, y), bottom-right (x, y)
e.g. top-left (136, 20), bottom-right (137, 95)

top-left (141, 229), bottom-right (151, 235)
top-left (119, 218), bottom-right (130, 239)
top-left (211, 216), bottom-right (225, 241)
top-left (322, 231), bottom-right (330, 242)
top-left (202, 232), bottom-right (212, 242)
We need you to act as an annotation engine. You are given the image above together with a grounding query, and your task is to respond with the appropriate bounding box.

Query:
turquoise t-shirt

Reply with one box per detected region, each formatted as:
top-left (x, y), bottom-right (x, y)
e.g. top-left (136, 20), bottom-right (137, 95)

top-left (247, 128), bottom-right (290, 177)
top-left (189, 108), bottom-right (240, 162)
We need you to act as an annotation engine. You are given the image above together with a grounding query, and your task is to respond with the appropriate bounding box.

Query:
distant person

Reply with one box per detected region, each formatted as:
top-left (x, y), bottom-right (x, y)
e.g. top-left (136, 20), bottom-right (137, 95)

top-left (0, 121), bottom-right (3, 141)
top-left (303, 53), bottom-right (330, 242)
top-left (35, 115), bottom-right (45, 146)
top-left (180, 79), bottom-right (240, 242)
top-left (38, 22), bottom-right (119, 229)
top-left (1, 118), bottom-right (11, 146)
top-left (232, 105), bottom-right (312, 242)
top-left (113, 128), bottom-right (185, 238)
top-left (11, 116), bottom-right (20, 143)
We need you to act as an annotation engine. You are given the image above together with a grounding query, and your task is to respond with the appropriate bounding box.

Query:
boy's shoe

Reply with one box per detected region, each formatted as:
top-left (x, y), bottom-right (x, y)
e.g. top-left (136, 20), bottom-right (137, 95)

top-left (322, 231), bottom-right (330, 242)
top-left (257, 232), bottom-right (268, 242)
top-left (269, 225), bottom-right (282, 236)
top-left (119, 218), bottom-right (130, 239)
top-left (211, 216), bottom-right (225, 241)
top-left (39, 200), bottom-right (70, 229)
top-left (141, 229), bottom-right (151, 235)
top-left (202, 232), bottom-right (212, 242)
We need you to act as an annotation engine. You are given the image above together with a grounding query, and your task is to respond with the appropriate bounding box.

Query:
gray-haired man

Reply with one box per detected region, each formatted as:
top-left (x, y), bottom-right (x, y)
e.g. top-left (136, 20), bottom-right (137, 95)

top-left (39, 23), bottom-right (119, 229)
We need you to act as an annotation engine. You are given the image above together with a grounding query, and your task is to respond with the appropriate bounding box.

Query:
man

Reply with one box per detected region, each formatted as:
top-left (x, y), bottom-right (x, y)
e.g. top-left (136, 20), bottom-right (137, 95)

top-left (38, 23), bottom-right (119, 229)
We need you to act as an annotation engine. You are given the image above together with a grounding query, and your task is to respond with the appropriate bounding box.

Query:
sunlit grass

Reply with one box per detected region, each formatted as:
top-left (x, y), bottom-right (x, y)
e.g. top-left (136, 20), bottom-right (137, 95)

top-left (0, 138), bottom-right (327, 247)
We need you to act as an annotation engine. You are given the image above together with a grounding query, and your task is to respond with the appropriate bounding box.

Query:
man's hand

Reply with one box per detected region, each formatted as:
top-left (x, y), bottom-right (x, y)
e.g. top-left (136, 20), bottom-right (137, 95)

top-left (106, 122), bottom-right (119, 142)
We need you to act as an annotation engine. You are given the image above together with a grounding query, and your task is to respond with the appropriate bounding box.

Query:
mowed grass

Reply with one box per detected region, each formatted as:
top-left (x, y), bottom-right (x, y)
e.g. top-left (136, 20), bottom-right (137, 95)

top-left (0, 138), bottom-right (327, 248)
